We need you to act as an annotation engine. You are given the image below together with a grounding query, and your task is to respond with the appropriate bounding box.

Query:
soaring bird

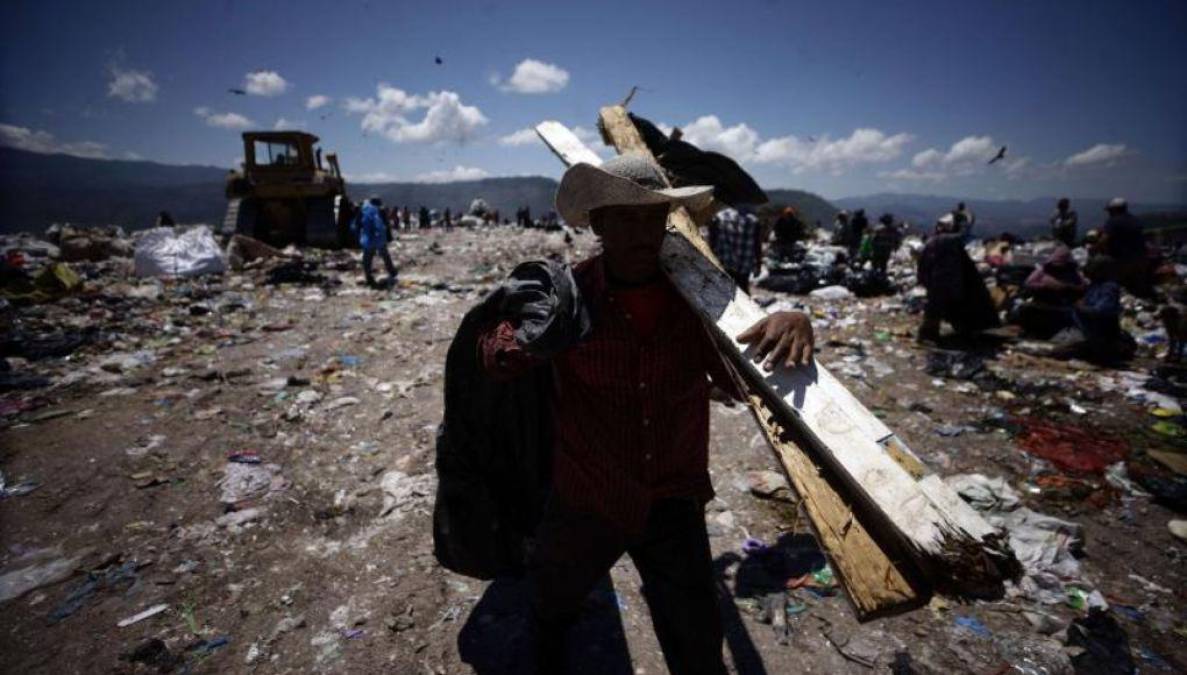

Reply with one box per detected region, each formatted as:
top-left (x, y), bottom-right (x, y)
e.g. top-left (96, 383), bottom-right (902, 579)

top-left (434, 56), bottom-right (443, 65)
top-left (988, 145), bottom-right (1007, 164)
top-left (228, 88), bottom-right (246, 96)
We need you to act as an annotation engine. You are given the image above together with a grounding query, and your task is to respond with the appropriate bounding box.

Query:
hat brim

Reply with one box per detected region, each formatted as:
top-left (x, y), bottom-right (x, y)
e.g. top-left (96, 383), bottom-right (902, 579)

top-left (555, 162), bottom-right (714, 229)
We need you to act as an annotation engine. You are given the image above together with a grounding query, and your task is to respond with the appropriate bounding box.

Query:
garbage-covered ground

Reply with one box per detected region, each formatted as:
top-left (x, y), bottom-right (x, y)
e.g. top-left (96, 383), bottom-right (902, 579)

top-left (2, 225), bottom-right (1185, 674)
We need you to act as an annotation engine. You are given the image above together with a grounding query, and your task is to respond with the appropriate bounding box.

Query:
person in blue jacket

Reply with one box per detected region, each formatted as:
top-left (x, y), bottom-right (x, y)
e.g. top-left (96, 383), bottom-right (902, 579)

top-left (353, 196), bottom-right (398, 287)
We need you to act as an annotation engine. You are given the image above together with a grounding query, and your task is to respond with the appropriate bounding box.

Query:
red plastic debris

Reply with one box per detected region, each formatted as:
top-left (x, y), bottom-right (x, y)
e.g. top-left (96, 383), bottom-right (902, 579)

top-left (1013, 418), bottom-right (1129, 474)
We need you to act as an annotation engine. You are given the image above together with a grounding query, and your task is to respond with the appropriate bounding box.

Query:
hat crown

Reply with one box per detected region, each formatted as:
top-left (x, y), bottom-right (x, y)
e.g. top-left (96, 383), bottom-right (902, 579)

top-left (600, 153), bottom-right (668, 190)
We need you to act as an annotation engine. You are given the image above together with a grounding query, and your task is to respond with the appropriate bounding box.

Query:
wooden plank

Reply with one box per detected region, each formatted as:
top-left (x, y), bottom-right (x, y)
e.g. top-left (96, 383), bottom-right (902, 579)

top-left (595, 106), bottom-right (1016, 596)
top-left (537, 118), bottom-right (923, 617)
top-left (744, 391), bottom-right (921, 617)
top-left (535, 121), bottom-right (603, 168)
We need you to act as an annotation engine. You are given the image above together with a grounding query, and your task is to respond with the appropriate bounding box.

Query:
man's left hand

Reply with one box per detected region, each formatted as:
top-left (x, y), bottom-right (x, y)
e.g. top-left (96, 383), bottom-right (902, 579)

top-left (736, 311), bottom-right (815, 370)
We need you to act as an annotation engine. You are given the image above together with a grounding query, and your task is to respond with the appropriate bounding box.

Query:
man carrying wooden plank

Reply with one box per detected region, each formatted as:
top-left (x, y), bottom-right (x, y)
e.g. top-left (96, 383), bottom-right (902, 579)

top-left (477, 153), bottom-right (815, 674)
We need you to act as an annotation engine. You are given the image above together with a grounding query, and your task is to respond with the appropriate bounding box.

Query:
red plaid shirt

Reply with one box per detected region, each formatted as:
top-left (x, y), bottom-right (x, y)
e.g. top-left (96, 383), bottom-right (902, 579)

top-left (479, 255), bottom-right (736, 534)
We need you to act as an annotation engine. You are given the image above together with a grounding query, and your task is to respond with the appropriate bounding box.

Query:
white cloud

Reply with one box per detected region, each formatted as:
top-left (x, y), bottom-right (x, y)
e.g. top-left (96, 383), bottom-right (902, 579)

top-left (194, 108), bottom-right (253, 129)
top-left (244, 70), bottom-right (289, 97)
top-left (305, 94), bottom-right (331, 110)
top-left (107, 66), bottom-right (157, 103)
top-left (0, 123), bottom-right (108, 158)
top-left (754, 128), bottom-right (913, 175)
top-left (680, 115), bottom-right (761, 160)
top-left (343, 85), bottom-right (487, 144)
top-left (944, 135), bottom-right (997, 166)
top-left (348, 171), bottom-right (400, 183)
top-left (1064, 143), bottom-right (1130, 167)
top-left (498, 128), bottom-right (541, 146)
top-left (494, 59), bottom-right (570, 94)
top-left (878, 168), bottom-right (946, 182)
top-left (912, 135), bottom-right (1005, 175)
top-left (912, 148), bottom-right (943, 168)
top-left (273, 117), bottom-right (305, 130)
top-left (415, 165), bottom-right (490, 183)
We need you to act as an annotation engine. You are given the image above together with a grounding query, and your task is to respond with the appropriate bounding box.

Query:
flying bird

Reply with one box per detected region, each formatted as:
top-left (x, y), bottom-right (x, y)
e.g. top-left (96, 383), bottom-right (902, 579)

top-left (228, 88), bottom-right (247, 96)
top-left (434, 56), bottom-right (443, 65)
top-left (988, 145), bottom-right (1007, 165)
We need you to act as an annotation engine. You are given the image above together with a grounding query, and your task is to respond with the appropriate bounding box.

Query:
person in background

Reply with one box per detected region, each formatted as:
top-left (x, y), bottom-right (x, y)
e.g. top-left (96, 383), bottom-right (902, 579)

top-left (953, 201), bottom-right (976, 242)
top-left (833, 210), bottom-right (851, 248)
top-left (848, 208), bottom-right (870, 258)
top-left (772, 206), bottom-right (806, 247)
top-left (708, 205), bottom-right (764, 293)
top-left (916, 213), bottom-right (1000, 342)
top-left (444, 208), bottom-right (453, 230)
top-left (1099, 197), bottom-right (1152, 297)
top-left (352, 196), bottom-right (397, 288)
top-left (1049, 198), bottom-right (1078, 247)
top-left (870, 213), bottom-right (901, 274)
top-left (1010, 246), bottom-right (1088, 338)
top-left (1053, 255), bottom-right (1135, 363)
top-left (477, 154), bottom-right (814, 674)
top-left (156, 211), bottom-right (176, 227)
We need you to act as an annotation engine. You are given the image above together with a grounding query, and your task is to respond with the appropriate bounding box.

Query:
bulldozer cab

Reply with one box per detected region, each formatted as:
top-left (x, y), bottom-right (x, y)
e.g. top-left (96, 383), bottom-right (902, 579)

top-left (244, 131), bottom-right (326, 181)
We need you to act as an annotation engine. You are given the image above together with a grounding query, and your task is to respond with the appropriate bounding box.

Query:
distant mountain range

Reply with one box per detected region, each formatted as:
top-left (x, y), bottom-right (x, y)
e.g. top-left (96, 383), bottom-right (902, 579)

top-left (2, 148), bottom-right (1182, 238)
top-left (0, 147), bottom-right (565, 234)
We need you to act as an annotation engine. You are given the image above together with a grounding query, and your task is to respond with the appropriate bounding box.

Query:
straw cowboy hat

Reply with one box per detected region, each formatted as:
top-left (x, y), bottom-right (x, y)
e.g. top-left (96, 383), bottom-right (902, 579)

top-left (555, 153), bottom-right (714, 229)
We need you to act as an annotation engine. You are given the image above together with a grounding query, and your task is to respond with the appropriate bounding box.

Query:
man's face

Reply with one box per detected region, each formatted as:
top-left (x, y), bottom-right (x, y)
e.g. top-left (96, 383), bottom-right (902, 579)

top-left (590, 203), bottom-right (670, 283)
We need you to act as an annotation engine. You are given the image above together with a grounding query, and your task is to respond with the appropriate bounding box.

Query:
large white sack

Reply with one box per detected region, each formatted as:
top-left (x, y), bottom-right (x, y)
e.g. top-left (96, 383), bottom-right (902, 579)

top-left (134, 226), bottom-right (227, 278)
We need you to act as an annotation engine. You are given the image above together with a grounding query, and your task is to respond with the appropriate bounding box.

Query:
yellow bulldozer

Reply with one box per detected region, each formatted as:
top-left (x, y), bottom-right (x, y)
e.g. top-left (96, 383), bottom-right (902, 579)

top-left (222, 131), bottom-right (354, 248)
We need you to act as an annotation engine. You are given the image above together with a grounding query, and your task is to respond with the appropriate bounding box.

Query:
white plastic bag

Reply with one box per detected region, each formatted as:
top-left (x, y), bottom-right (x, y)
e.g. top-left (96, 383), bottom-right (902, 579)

top-left (134, 226), bottom-right (226, 278)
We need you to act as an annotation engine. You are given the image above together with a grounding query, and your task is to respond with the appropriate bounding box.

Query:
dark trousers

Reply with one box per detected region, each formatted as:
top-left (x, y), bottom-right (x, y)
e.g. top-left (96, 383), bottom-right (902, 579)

top-left (362, 245), bottom-right (397, 284)
top-left (527, 496), bottom-right (726, 675)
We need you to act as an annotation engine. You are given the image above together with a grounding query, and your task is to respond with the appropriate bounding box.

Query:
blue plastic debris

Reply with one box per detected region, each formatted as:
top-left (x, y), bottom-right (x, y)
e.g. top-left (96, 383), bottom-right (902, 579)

top-left (954, 615), bottom-right (991, 638)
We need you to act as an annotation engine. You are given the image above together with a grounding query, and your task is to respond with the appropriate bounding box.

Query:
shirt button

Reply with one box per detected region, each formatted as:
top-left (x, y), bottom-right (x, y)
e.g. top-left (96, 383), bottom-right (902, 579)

top-left (624, 312), bottom-right (633, 320)
top-left (639, 382), bottom-right (647, 390)
top-left (642, 418), bottom-right (650, 427)
top-left (645, 453), bottom-right (652, 460)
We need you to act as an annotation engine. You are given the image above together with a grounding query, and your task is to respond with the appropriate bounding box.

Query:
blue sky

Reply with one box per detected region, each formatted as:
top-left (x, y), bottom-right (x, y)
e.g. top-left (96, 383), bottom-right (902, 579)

top-left (1, 0), bottom-right (1184, 202)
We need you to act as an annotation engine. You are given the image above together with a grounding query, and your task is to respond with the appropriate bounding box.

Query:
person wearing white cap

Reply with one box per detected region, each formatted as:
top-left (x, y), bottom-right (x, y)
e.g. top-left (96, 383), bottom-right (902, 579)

top-left (479, 153), bottom-right (814, 674)
top-left (1100, 197), bottom-right (1152, 296)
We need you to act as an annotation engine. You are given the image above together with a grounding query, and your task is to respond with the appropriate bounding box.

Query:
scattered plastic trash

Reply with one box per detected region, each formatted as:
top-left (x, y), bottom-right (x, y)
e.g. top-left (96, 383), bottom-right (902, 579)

top-left (742, 537), bottom-right (768, 555)
top-left (218, 462), bottom-right (287, 508)
top-left (186, 635), bottom-right (230, 657)
top-left (1104, 462), bottom-right (1151, 497)
top-left (746, 470), bottom-right (791, 500)
top-left (0, 550), bottom-right (87, 604)
top-left (48, 560), bottom-right (139, 624)
top-left (954, 615), bottom-right (991, 638)
top-left (378, 470), bottom-right (435, 518)
top-left (944, 474), bottom-right (1021, 512)
top-left (0, 469), bottom-right (40, 497)
top-left (808, 285), bottom-right (853, 301)
top-left (1150, 421), bottom-right (1184, 438)
top-left (1169, 520), bottom-right (1187, 543)
top-left (117, 603), bottom-right (168, 627)
top-left (1014, 418), bottom-right (1129, 474)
